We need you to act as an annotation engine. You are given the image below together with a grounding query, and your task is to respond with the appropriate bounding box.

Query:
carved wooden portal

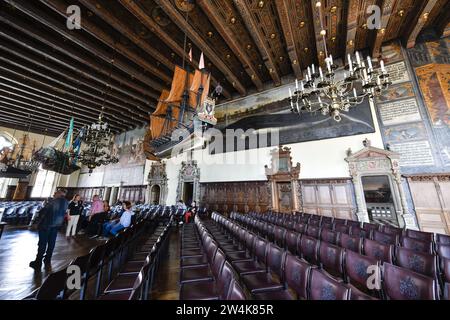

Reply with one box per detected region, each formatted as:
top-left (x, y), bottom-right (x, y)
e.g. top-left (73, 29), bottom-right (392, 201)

top-left (176, 160), bottom-right (200, 205)
top-left (147, 161), bottom-right (168, 205)
top-left (346, 145), bottom-right (418, 229)
top-left (265, 146), bottom-right (301, 213)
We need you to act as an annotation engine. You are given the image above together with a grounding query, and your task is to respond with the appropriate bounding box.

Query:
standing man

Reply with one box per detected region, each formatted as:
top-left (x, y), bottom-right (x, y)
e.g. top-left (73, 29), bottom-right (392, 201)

top-left (29, 189), bottom-right (69, 270)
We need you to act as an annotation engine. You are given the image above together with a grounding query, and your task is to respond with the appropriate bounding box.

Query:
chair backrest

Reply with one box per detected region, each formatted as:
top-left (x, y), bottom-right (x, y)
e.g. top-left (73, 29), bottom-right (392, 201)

top-left (69, 252), bottom-right (91, 275)
top-left (294, 222), bottom-right (307, 234)
top-left (382, 225), bottom-right (404, 237)
top-left (394, 247), bottom-right (438, 279)
top-left (299, 235), bottom-right (320, 265)
top-left (321, 223), bottom-right (334, 231)
top-left (308, 269), bottom-right (350, 300)
top-left (401, 237), bottom-right (433, 254)
top-left (245, 232), bottom-right (256, 254)
top-left (308, 220), bottom-right (321, 227)
top-left (373, 230), bottom-right (399, 246)
top-left (350, 226), bottom-right (370, 238)
top-left (266, 243), bottom-right (286, 277)
top-left (405, 229), bottom-right (434, 242)
top-left (215, 260), bottom-right (235, 299)
top-left (334, 224), bottom-right (350, 235)
top-left (363, 223), bottom-right (380, 233)
top-left (346, 220), bottom-right (361, 228)
top-left (284, 253), bottom-right (311, 300)
top-left (322, 216), bottom-right (333, 225)
top-left (333, 218), bottom-right (346, 226)
top-left (363, 238), bottom-right (393, 264)
top-left (35, 267), bottom-right (68, 300)
top-left (382, 263), bottom-right (438, 300)
top-left (319, 242), bottom-right (344, 277)
top-left (226, 279), bottom-right (246, 300)
top-left (445, 282), bottom-right (450, 301)
top-left (339, 233), bottom-right (362, 254)
top-left (254, 237), bottom-right (268, 264)
top-left (206, 240), bottom-right (219, 263)
top-left (345, 250), bottom-right (379, 293)
top-left (274, 227), bottom-right (286, 247)
top-left (306, 225), bottom-right (320, 239)
top-left (436, 234), bottom-right (450, 245)
top-left (286, 231), bottom-right (300, 255)
top-left (320, 229), bottom-right (338, 245)
top-left (443, 258), bottom-right (450, 283)
top-left (88, 243), bottom-right (106, 272)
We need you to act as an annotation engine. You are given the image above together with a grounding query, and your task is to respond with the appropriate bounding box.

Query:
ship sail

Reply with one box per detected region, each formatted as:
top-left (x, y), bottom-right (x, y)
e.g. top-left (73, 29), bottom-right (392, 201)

top-left (145, 62), bottom-right (212, 160)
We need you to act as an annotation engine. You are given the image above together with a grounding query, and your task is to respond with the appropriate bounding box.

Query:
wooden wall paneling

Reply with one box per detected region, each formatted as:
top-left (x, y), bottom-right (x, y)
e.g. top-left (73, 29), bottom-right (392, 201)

top-left (407, 175), bottom-right (450, 235)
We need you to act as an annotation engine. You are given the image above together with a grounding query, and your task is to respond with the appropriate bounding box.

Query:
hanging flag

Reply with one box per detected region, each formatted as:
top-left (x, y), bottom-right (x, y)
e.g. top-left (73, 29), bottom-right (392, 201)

top-left (199, 52), bottom-right (205, 70)
top-left (64, 117), bottom-right (74, 152)
top-left (188, 48), bottom-right (193, 62)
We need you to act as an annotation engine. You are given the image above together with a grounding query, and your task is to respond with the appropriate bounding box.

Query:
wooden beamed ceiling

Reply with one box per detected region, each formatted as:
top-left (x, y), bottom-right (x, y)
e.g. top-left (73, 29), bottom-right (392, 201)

top-left (0, 0), bottom-right (448, 137)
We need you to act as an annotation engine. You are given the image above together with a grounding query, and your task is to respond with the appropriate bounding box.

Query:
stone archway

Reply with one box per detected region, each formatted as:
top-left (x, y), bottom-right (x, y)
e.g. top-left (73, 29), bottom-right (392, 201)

top-left (150, 184), bottom-right (161, 204)
top-left (176, 160), bottom-right (200, 205)
top-left (147, 161), bottom-right (168, 205)
top-left (345, 141), bottom-right (418, 229)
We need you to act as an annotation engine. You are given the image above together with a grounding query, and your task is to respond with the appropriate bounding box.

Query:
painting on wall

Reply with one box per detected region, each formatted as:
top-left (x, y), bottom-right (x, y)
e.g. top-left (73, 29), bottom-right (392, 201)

top-left (376, 82), bottom-right (415, 103)
top-left (213, 81), bottom-right (375, 153)
top-left (380, 41), bottom-right (404, 64)
top-left (102, 127), bottom-right (147, 185)
top-left (415, 63), bottom-right (450, 166)
top-left (384, 122), bottom-right (428, 143)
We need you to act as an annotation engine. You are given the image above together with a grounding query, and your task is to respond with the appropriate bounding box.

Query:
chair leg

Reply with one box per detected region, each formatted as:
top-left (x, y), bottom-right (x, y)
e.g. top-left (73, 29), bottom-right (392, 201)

top-left (94, 269), bottom-right (103, 298)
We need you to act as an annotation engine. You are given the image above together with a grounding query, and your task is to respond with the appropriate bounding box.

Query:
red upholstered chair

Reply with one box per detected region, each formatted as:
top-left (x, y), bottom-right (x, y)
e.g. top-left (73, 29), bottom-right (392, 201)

top-left (285, 231), bottom-right (301, 255)
top-left (333, 218), bottom-right (346, 226)
top-left (339, 233), bottom-right (363, 254)
top-left (321, 223), bottom-right (334, 231)
top-left (308, 269), bottom-right (350, 300)
top-left (180, 261), bottom-right (236, 300)
top-left (436, 234), bottom-right (450, 245)
top-left (232, 237), bottom-right (267, 276)
top-left (372, 230), bottom-right (399, 246)
top-left (318, 242), bottom-right (345, 279)
top-left (443, 258), bottom-right (450, 283)
top-left (253, 253), bottom-right (311, 300)
top-left (274, 226), bottom-right (287, 248)
top-left (320, 229), bottom-right (339, 245)
top-left (344, 250), bottom-right (380, 297)
top-left (363, 238), bottom-right (394, 264)
top-left (346, 220), bottom-right (361, 229)
top-left (322, 216), bottom-right (334, 225)
top-left (382, 263), bottom-right (439, 300)
top-left (394, 247), bottom-right (439, 279)
top-left (444, 282), bottom-right (450, 300)
top-left (30, 267), bottom-right (68, 300)
top-left (363, 223), bottom-right (380, 233)
top-left (334, 224), bottom-right (350, 235)
top-left (401, 237), bottom-right (434, 254)
top-left (294, 222), bottom-right (307, 234)
top-left (405, 229), bottom-right (434, 242)
top-left (350, 226), bottom-right (371, 239)
top-left (382, 225), bottom-right (404, 238)
top-left (226, 279), bottom-right (247, 300)
top-left (241, 243), bottom-right (286, 295)
top-left (306, 225), bottom-right (321, 239)
top-left (299, 235), bottom-right (320, 266)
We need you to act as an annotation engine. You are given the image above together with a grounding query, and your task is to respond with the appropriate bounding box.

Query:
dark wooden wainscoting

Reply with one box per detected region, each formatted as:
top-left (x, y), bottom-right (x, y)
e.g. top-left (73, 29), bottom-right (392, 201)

top-left (118, 185), bottom-right (146, 203)
top-left (200, 181), bottom-right (271, 214)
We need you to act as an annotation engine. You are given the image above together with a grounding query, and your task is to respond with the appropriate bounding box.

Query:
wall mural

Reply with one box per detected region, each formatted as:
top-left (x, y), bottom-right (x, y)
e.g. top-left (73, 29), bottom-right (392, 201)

top-left (214, 79), bottom-right (375, 153)
top-left (102, 126), bottom-right (147, 185)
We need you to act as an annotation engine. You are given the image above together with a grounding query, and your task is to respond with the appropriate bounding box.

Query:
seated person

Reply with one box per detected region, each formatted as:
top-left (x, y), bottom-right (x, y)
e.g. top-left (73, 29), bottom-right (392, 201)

top-left (87, 201), bottom-right (110, 237)
top-left (101, 201), bottom-right (133, 238)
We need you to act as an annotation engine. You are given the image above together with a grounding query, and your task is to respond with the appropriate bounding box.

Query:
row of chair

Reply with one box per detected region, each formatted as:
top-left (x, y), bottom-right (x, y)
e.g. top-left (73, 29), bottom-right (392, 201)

top-left (231, 212), bottom-right (450, 291)
top-left (25, 212), bottom-right (171, 300)
top-left (0, 201), bottom-right (43, 225)
top-left (179, 219), bottom-right (247, 300)
top-left (215, 212), bottom-right (450, 300)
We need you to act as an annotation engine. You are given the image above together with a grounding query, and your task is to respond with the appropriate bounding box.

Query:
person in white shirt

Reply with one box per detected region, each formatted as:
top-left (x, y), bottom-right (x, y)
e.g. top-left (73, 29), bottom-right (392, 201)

top-left (101, 201), bottom-right (133, 238)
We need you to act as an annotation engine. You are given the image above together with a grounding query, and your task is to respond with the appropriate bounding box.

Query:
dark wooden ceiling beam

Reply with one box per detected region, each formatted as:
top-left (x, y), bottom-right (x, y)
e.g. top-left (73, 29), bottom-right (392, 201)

top-left (0, 41), bottom-right (151, 119)
top-left (117, 0), bottom-right (231, 100)
top-left (310, 0), bottom-right (327, 65)
top-left (0, 11), bottom-right (158, 103)
top-left (75, 0), bottom-right (174, 81)
top-left (275, 0), bottom-right (302, 79)
top-left (3, 0), bottom-right (163, 93)
top-left (154, 0), bottom-right (246, 96)
top-left (371, 0), bottom-right (397, 57)
top-left (345, 0), bottom-right (361, 57)
top-left (0, 118), bottom-right (62, 137)
top-left (0, 88), bottom-right (127, 132)
top-left (404, 0), bottom-right (440, 48)
top-left (41, 0), bottom-right (172, 86)
top-left (232, 0), bottom-right (281, 86)
top-left (0, 59), bottom-right (145, 126)
top-left (197, 0), bottom-right (264, 90)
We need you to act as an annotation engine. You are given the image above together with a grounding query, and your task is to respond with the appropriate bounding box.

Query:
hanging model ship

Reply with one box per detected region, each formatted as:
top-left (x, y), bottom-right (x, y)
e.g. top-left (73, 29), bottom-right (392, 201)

top-left (144, 53), bottom-right (218, 160)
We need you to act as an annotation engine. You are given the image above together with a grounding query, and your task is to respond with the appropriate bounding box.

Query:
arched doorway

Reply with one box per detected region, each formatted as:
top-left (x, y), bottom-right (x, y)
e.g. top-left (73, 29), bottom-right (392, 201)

top-left (151, 185), bottom-right (161, 205)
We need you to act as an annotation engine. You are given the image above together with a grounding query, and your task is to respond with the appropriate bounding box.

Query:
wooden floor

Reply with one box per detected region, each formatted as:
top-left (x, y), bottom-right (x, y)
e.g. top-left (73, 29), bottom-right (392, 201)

top-left (151, 227), bottom-right (180, 300)
top-left (0, 224), bottom-right (182, 300)
top-left (0, 226), bottom-right (102, 300)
